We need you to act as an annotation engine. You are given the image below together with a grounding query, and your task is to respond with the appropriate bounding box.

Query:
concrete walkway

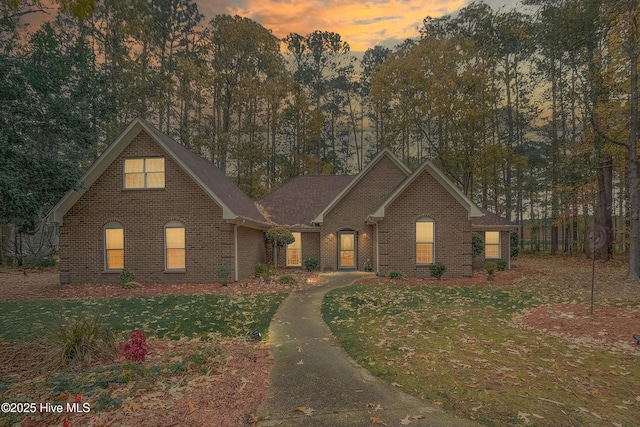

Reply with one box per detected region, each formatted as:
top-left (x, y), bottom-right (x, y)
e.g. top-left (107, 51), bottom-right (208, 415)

top-left (256, 272), bottom-right (480, 427)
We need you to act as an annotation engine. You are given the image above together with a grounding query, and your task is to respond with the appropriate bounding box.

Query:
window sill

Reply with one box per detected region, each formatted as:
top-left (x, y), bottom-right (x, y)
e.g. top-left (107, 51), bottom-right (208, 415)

top-left (103, 270), bottom-right (122, 274)
top-left (416, 263), bottom-right (434, 266)
top-left (164, 270), bottom-right (186, 273)
top-left (122, 187), bottom-right (166, 191)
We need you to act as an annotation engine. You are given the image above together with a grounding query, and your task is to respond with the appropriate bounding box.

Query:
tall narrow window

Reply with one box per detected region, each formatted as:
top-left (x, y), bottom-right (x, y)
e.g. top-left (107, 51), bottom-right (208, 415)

top-left (485, 231), bottom-right (500, 259)
top-left (165, 221), bottom-right (185, 270)
top-left (287, 232), bottom-right (302, 266)
top-left (124, 158), bottom-right (165, 189)
top-left (104, 222), bottom-right (124, 270)
top-left (416, 219), bottom-right (434, 264)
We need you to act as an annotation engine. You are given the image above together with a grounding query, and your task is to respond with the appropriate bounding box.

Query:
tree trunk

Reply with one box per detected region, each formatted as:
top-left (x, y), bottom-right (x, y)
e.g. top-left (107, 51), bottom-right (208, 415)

top-left (627, 0), bottom-right (640, 280)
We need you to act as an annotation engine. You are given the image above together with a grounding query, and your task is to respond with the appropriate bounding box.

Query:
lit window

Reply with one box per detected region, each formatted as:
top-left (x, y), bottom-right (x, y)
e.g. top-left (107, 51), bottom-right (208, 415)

top-left (485, 231), bottom-right (500, 259)
top-left (287, 232), bottom-right (302, 266)
top-left (105, 222), bottom-right (124, 270)
top-left (165, 221), bottom-right (185, 270)
top-left (124, 158), bottom-right (165, 189)
top-left (416, 219), bottom-right (434, 264)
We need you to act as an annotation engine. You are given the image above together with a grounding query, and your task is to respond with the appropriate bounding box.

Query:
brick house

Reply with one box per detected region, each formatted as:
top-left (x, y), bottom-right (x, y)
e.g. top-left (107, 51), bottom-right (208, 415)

top-left (48, 118), bottom-right (516, 284)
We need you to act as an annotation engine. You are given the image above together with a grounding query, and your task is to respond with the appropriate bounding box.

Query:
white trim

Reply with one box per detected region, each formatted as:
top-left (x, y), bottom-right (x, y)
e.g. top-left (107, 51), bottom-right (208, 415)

top-left (484, 231), bottom-right (501, 260)
top-left (104, 222), bottom-right (124, 271)
top-left (415, 218), bottom-right (435, 265)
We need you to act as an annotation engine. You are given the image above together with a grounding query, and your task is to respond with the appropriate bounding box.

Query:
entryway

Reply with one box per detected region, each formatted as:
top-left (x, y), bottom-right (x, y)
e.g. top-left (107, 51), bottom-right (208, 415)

top-left (338, 231), bottom-right (356, 270)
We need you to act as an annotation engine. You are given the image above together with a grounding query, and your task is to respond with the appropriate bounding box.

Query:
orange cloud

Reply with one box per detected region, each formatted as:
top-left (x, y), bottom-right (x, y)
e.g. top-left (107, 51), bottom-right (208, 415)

top-left (202, 0), bottom-right (471, 52)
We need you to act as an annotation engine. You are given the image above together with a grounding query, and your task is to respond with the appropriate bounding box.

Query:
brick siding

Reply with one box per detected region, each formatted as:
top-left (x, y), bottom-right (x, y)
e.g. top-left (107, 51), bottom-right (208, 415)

top-left (59, 131), bottom-right (259, 284)
top-left (320, 154), bottom-right (407, 271)
top-left (378, 167), bottom-right (472, 278)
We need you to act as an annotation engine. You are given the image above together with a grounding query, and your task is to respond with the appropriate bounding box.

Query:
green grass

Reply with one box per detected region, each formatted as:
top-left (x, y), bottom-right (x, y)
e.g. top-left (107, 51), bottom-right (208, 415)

top-left (0, 293), bottom-right (287, 342)
top-left (323, 285), bottom-right (640, 427)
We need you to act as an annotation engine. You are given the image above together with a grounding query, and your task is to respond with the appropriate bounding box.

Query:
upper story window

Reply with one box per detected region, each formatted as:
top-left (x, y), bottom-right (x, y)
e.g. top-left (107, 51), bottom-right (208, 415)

top-left (286, 232), bottom-right (302, 267)
top-left (124, 158), bottom-right (165, 189)
top-left (485, 231), bottom-right (501, 259)
top-left (416, 218), bottom-right (434, 264)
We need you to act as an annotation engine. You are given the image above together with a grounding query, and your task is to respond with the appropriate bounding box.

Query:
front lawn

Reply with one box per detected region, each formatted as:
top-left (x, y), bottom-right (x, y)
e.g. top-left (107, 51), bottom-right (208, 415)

top-left (323, 261), bottom-right (640, 427)
top-left (0, 292), bottom-right (288, 426)
top-left (0, 293), bottom-right (287, 342)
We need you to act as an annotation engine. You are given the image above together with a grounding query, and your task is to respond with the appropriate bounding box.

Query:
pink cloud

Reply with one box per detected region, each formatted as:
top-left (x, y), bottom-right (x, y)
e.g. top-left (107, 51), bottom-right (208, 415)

top-left (199, 0), bottom-right (471, 51)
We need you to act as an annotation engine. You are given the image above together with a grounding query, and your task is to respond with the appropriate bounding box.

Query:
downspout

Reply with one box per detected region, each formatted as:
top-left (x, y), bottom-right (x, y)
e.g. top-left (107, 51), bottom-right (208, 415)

top-left (234, 219), bottom-right (246, 282)
top-left (375, 222), bottom-right (380, 275)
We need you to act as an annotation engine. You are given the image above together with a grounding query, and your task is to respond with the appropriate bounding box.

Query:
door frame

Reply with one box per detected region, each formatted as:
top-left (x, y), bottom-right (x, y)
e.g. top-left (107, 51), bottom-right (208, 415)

top-left (337, 230), bottom-right (357, 270)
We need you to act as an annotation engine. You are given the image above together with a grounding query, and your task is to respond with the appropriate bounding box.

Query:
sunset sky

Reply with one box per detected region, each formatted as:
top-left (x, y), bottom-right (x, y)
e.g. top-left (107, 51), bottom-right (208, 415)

top-left (196, 0), bottom-right (519, 52)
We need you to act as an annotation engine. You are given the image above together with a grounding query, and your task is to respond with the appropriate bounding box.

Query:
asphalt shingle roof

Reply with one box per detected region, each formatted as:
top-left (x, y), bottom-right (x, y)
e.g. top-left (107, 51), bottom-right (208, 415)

top-left (258, 175), bottom-right (355, 227)
top-left (471, 207), bottom-right (518, 228)
top-left (144, 121), bottom-right (266, 223)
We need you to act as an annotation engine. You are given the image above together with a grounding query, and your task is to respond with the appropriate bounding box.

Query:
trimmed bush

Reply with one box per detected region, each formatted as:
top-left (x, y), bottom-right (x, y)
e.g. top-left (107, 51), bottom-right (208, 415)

top-left (388, 269), bottom-right (404, 280)
top-left (304, 257), bottom-right (319, 271)
top-left (278, 274), bottom-right (297, 285)
top-left (429, 263), bottom-right (446, 279)
top-left (485, 263), bottom-right (496, 281)
top-left (472, 232), bottom-right (484, 256)
top-left (363, 259), bottom-right (373, 272)
top-left (255, 263), bottom-right (273, 280)
top-left (510, 230), bottom-right (520, 259)
top-left (119, 268), bottom-right (135, 289)
top-left (496, 259), bottom-right (508, 271)
top-left (216, 265), bottom-right (231, 286)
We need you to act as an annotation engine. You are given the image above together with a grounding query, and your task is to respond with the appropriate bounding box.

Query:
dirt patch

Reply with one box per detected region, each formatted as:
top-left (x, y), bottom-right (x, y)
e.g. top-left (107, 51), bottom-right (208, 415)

top-left (0, 268), bottom-right (323, 303)
top-left (2, 339), bottom-right (270, 427)
top-left (513, 303), bottom-right (640, 351)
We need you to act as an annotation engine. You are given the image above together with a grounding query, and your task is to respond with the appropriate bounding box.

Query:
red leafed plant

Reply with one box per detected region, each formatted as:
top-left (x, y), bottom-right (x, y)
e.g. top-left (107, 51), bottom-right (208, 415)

top-left (119, 330), bottom-right (148, 362)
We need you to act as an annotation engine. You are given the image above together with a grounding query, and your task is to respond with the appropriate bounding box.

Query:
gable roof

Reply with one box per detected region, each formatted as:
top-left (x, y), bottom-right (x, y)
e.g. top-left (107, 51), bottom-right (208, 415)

top-left (47, 118), bottom-right (268, 227)
top-left (367, 159), bottom-right (484, 221)
top-left (312, 148), bottom-right (412, 224)
top-left (471, 207), bottom-right (518, 230)
top-left (258, 175), bottom-right (355, 227)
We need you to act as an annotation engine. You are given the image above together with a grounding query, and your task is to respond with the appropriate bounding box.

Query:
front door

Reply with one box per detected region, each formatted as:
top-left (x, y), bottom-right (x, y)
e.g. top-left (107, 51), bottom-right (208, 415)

top-left (338, 231), bottom-right (356, 269)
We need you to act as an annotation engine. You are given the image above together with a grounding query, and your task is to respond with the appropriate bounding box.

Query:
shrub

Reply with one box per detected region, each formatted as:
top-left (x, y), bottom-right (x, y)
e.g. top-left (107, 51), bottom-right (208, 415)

top-left (216, 266), bottom-right (231, 286)
top-left (363, 259), bottom-right (373, 272)
top-left (23, 256), bottom-right (57, 269)
top-left (388, 269), bottom-right (404, 280)
top-left (265, 227), bottom-right (295, 268)
top-left (510, 230), bottom-right (520, 259)
top-left (485, 263), bottom-right (496, 281)
top-left (119, 268), bottom-right (135, 288)
top-left (495, 259), bottom-right (508, 271)
top-left (255, 263), bottom-right (273, 280)
top-left (429, 263), bottom-right (446, 279)
top-left (53, 313), bottom-right (116, 370)
top-left (119, 330), bottom-right (148, 363)
top-left (304, 257), bottom-right (319, 271)
top-left (472, 232), bottom-right (484, 256)
top-left (278, 274), bottom-right (297, 285)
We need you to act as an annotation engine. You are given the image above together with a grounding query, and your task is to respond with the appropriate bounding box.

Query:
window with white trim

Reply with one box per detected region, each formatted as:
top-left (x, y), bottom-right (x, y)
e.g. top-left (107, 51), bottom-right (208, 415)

top-left (485, 231), bottom-right (500, 259)
top-left (165, 221), bottom-right (185, 270)
top-left (416, 218), bottom-right (434, 264)
top-left (124, 158), bottom-right (165, 189)
top-left (104, 222), bottom-right (124, 270)
top-left (286, 232), bottom-right (302, 266)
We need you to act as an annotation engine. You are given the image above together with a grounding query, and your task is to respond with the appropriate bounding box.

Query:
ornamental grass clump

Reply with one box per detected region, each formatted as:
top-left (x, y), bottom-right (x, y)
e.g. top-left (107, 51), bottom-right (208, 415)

top-left (53, 313), bottom-right (116, 370)
top-left (119, 330), bottom-right (148, 362)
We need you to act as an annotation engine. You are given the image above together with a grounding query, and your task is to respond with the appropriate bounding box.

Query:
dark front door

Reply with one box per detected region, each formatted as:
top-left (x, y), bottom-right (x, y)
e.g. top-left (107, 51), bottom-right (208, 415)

top-left (338, 231), bottom-right (356, 269)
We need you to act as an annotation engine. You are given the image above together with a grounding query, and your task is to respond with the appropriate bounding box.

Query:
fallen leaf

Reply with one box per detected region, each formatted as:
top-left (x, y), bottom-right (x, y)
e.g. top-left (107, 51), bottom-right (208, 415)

top-left (370, 416), bottom-right (387, 425)
top-left (517, 412), bottom-right (530, 424)
top-left (297, 359), bottom-right (304, 365)
top-left (471, 405), bottom-right (482, 411)
top-left (391, 382), bottom-right (402, 388)
top-left (400, 415), bottom-right (412, 425)
top-left (188, 402), bottom-right (196, 413)
top-left (52, 393), bottom-right (69, 401)
top-left (295, 407), bottom-right (314, 416)
top-left (297, 346), bottom-right (303, 353)
top-left (610, 370), bottom-right (620, 376)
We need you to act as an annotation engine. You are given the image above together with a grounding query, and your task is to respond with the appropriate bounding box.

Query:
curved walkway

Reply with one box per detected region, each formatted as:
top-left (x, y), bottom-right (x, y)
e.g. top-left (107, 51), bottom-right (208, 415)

top-left (256, 272), bottom-right (480, 427)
